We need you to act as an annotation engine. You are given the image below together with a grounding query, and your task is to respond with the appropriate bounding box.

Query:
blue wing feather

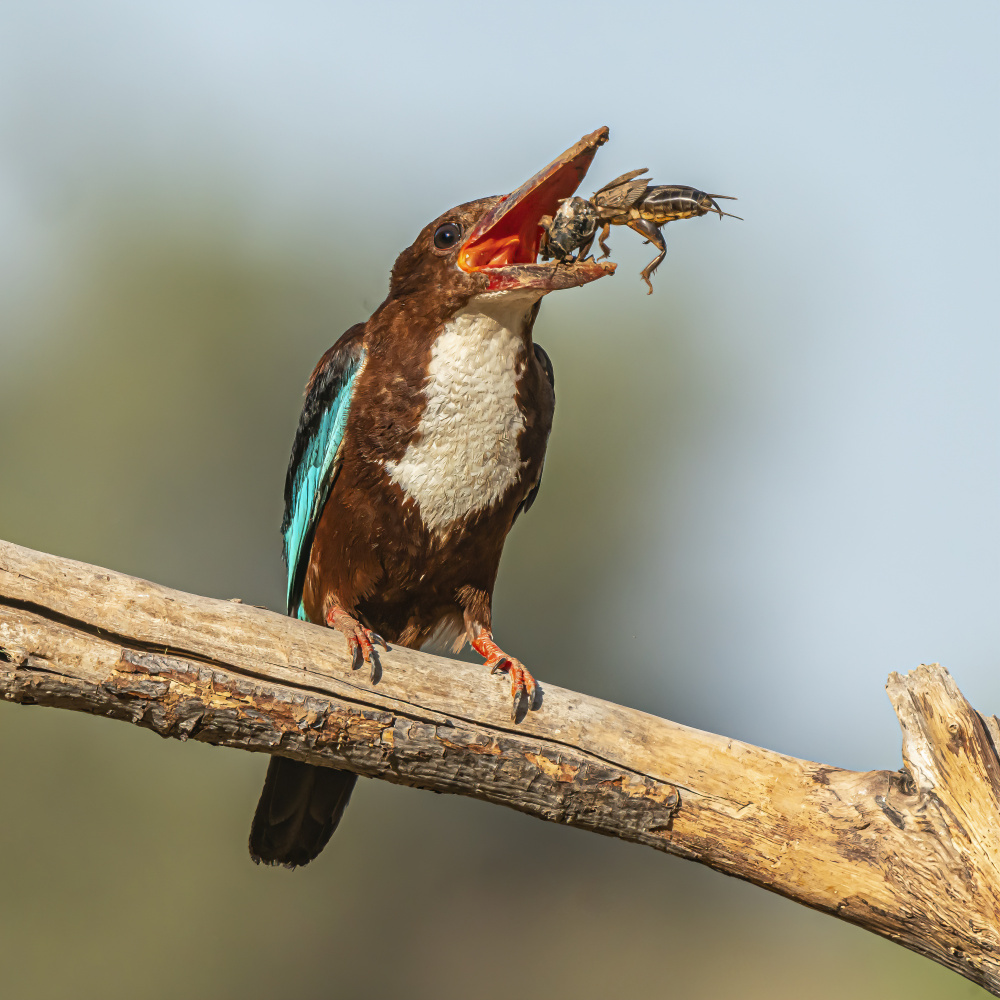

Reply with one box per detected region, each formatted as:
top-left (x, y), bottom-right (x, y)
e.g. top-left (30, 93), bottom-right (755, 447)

top-left (281, 327), bottom-right (366, 618)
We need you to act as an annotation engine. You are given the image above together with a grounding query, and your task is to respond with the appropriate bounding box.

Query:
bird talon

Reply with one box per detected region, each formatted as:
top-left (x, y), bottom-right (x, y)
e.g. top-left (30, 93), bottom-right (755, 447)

top-left (510, 688), bottom-right (524, 723)
top-left (510, 663), bottom-right (536, 715)
top-left (326, 604), bottom-right (387, 680)
top-left (471, 632), bottom-right (538, 721)
top-left (522, 680), bottom-right (536, 712)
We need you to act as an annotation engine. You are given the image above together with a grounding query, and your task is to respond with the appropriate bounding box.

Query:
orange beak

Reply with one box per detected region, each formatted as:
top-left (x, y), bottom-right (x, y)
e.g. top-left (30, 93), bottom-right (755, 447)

top-left (458, 126), bottom-right (617, 292)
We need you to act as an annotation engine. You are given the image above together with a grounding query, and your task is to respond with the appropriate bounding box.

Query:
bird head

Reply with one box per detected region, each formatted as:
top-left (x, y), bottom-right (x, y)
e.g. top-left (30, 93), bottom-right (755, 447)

top-left (384, 127), bottom-right (616, 317)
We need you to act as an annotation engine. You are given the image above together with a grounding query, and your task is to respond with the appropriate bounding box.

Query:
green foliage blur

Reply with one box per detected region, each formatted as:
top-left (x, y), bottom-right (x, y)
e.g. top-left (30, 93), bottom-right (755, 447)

top-left (0, 190), bottom-right (975, 999)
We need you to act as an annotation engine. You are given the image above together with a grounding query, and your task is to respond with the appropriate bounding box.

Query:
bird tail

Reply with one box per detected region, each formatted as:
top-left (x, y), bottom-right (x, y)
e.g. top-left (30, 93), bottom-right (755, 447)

top-left (249, 757), bottom-right (356, 867)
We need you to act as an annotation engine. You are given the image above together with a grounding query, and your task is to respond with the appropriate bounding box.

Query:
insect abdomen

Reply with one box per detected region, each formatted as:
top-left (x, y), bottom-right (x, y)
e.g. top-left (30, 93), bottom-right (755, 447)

top-left (639, 186), bottom-right (718, 223)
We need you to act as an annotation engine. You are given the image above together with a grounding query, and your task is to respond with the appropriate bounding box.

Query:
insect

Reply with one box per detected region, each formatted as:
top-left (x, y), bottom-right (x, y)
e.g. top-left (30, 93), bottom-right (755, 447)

top-left (536, 196), bottom-right (598, 265)
top-left (540, 169), bottom-right (741, 293)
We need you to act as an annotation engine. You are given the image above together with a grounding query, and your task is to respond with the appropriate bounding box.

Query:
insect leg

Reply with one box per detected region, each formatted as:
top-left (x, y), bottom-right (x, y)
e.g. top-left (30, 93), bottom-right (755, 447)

top-left (597, 222), bottom-right (613, 259)
top-left (627, 218), bottom-right (666, 294)
top-left (575, 233), bottom-right (596, 262)
top-left (537, 214), bottom-right (554, 260)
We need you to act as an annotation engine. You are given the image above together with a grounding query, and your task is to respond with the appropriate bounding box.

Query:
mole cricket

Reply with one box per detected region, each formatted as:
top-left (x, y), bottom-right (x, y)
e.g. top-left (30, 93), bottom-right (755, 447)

top-left (540, 169), bottom-right (741, 293)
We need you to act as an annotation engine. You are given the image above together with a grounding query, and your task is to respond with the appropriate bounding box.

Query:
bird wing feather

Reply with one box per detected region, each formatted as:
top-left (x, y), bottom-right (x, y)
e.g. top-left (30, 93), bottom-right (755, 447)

top-left (281, 323), bottom-right (366, 618)
top-left (512, 342), bottom-right (555, 523)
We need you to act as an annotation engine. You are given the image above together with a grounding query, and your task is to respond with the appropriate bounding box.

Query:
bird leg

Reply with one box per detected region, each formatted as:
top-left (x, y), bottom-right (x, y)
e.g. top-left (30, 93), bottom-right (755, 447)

top-left (325, 601), bottom-right (389, 682)
top-left (470, 629), bottom-right (537, 723)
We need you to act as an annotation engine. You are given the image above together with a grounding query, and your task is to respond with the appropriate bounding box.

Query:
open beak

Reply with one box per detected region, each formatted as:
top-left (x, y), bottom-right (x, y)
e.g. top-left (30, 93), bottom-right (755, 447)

top-left (458, 126), bottom-right (617, 292)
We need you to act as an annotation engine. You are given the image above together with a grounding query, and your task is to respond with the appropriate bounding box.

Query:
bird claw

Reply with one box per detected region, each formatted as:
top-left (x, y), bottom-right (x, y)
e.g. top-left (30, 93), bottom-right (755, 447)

top-left (470, 631), bottom-right (538, 722)
top-left (503, 660), bottom-right (537, 720)
top-left (484, 653), bottom-right (536, 722)
top-left (326, 604), bottom-right (390, 683)
top-left (511, 687), bottom-right (525, 723)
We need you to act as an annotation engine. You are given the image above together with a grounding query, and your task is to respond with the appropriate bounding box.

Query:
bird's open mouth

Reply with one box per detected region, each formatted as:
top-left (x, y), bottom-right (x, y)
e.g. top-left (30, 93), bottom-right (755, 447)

top-left (458, 127), bottom-right (617, 292)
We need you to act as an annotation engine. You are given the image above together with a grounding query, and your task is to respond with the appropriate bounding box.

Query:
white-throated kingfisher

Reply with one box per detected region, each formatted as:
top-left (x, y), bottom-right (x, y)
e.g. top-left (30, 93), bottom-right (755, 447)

top-left (250, 127), bottom-right (616, 867)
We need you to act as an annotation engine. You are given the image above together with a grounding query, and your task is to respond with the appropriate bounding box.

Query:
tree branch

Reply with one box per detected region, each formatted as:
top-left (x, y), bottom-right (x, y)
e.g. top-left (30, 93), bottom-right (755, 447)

top-left (1, 538), bottom-right (997, 992)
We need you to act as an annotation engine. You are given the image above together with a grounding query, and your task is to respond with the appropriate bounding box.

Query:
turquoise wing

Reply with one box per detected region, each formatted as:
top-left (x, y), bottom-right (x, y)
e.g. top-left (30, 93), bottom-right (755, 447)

top-left (281, 325), bottom-right (366, 619)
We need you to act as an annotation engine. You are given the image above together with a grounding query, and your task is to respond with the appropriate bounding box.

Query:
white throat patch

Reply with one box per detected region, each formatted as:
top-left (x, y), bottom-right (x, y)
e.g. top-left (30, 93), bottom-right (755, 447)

top-left (384, 291), bottom-right (541, 534)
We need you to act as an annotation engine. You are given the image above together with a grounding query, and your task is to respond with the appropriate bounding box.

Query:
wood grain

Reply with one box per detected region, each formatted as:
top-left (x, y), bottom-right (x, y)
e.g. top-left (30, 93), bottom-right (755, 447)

top-left (1, 538), bottom-right (997, 992)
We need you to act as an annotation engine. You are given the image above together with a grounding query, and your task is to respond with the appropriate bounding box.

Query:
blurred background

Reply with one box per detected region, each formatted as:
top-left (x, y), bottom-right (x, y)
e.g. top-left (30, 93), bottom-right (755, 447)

top-left (0, 1), bottom-right (996, 997)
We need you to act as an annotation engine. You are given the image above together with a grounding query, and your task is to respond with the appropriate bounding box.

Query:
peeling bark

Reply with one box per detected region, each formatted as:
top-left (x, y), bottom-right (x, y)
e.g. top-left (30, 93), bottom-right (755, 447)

top-left (0, 538), bottom-right (997, 992)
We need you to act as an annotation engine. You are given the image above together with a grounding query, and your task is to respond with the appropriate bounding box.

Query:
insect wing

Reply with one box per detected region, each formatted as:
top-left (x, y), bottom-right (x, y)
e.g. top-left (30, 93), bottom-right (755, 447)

top-left (593, 168), bottom-right (648, 196)
top-left (593, 168), bottom-right (650, 212)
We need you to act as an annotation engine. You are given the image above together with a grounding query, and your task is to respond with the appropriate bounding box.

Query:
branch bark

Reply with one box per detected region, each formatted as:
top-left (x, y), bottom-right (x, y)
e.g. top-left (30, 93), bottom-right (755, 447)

top-left (1, 538), bottom-right (997, 992)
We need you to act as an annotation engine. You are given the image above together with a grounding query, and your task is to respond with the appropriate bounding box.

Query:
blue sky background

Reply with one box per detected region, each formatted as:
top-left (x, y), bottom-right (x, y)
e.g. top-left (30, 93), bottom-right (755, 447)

top-left (0, 2), bottom-right (996, 997)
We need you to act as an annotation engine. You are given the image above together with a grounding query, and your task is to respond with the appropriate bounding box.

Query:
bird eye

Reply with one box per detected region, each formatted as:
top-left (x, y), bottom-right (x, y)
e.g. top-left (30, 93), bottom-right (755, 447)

top-left (433, 222), bottom-right (462, 251)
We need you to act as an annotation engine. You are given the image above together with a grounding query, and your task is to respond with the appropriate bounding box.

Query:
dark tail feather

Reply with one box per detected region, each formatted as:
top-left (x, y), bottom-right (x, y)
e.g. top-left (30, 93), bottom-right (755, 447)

top-left (249, 758), bottom-right (356, 867)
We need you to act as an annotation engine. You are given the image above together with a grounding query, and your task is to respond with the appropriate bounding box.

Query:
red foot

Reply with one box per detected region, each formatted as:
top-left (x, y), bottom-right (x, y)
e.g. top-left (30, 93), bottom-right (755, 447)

top-left (325, 603), bottom-right (389, 682)
top-left (471, 631), bottom-right (537, 722)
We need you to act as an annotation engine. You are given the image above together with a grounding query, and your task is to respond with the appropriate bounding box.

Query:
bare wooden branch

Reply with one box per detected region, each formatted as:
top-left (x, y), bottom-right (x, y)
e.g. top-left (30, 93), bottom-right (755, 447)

top-left (1, 538), bottom-right (997, 992)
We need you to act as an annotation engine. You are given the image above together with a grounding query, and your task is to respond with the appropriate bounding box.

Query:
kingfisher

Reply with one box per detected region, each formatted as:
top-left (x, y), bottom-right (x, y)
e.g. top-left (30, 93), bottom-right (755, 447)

top-left (249, 127), bottom-right (616, 867)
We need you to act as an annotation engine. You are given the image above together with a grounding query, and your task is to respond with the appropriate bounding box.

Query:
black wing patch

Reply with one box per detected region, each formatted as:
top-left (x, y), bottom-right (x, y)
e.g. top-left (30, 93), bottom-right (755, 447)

top-left (513, 342), bottom-right (555, 523)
